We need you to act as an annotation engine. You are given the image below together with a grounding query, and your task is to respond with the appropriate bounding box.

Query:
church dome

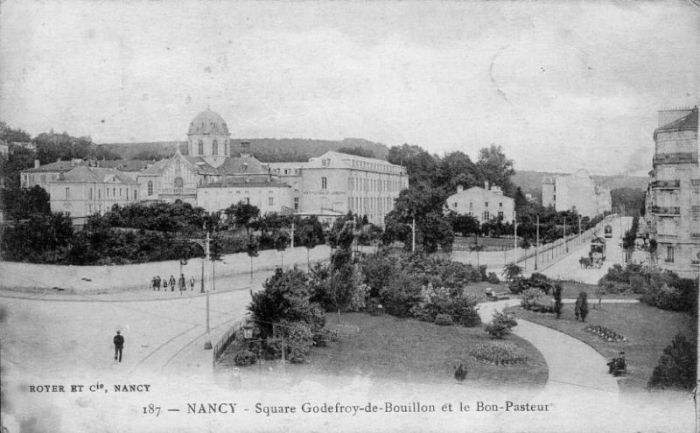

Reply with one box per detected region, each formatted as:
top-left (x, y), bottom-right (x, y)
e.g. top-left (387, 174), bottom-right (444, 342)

top-left (188, 108), bottom-right (230, 135)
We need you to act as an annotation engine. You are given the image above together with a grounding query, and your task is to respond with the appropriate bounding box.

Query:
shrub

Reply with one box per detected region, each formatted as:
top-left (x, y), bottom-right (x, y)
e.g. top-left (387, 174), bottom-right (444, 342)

top-left (485, 311), bottom-right (517, 339)
top-left (487, 272), bottom-right (500, 284)
top-left (234, 349), bottom-right (258, 366)
top-left (648, 334), bottom-right (696, 390)
top-left (434, 313), bottom-right (454, 326)
top-left (248, 267), bottom-right (326, 338)
top-left (280, 321), bottom-right (314, 364)
top-left (313, 329), bottom-right (340, 347)
top-left (520, 288), bottom-right (547, 311)
top-left (471, 342), bottom-right (528, 365)
top-left (262, 338), bottom-right (284, 360)
top-left (479, 265), bottom-right (489, 281)
top-left (420, 290), bottom-right (482, 327)
top-left (379, 271), bottom-right (423, 317)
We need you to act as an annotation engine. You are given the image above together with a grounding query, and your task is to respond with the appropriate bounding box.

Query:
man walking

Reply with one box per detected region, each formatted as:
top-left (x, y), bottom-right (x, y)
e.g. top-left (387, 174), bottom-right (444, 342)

top-left (169, 275), bottom-right (176, 292)
top-left (113, 331), bottom-right (124, 362)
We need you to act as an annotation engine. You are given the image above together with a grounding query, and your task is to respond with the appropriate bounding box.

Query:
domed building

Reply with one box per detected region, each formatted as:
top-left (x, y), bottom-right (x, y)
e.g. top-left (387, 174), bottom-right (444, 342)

top-left (187, 108), bottom-right (231, 167)
top-left (137, 108), bottom-right (274, 205)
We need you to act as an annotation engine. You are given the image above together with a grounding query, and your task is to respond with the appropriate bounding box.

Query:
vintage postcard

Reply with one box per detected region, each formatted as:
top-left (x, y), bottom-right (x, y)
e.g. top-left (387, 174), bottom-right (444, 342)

top-left (1, 1), bottom-right (699, 432)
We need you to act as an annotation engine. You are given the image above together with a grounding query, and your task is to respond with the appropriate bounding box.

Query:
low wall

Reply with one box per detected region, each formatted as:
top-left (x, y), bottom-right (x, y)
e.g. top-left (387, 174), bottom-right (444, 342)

top-left (0, 245), bottom-right (333, 293)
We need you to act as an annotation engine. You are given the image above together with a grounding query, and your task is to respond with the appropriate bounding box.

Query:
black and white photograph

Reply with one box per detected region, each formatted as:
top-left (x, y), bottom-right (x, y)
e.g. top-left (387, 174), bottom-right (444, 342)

top-left (1, 1), bottom-right (699, 432)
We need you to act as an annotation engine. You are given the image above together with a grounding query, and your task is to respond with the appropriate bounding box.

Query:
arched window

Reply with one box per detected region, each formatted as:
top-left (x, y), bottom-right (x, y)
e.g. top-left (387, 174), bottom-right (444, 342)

top-left (198, 140), bottom-right (204, 155)
top-left (148, 181), bottom-right (153, 196)
top-left (212, 139), bottom-right (218, 156)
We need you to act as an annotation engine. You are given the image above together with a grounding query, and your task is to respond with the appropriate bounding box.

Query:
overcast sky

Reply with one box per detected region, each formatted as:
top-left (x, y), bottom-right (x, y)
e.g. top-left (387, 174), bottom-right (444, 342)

top-left (1, 1), bottom-right (699, 175)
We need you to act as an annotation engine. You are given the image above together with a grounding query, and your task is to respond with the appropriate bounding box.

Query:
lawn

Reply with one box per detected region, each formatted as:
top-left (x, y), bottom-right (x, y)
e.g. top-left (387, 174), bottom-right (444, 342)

top-left (453, 236), bottom-right (518, 252)
top-left (546, 281), bottom-right (638, 301)
top-left (506, 302), bottom-right (694, 393)
top-left (219, 312), bottom-right (548, 391)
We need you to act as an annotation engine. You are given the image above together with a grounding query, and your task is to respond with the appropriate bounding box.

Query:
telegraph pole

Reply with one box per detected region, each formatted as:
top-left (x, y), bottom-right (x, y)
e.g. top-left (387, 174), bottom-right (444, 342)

top-left (412, 217), bottom-right (416, 253)
top-left (564, 217), bottom-right (568, 253)
top-left (513, 211), bottom-right (518, 263)
top-left (535, 215), bottom-right (540, 270)
top-left (204, 231), bottom-right (212, 350)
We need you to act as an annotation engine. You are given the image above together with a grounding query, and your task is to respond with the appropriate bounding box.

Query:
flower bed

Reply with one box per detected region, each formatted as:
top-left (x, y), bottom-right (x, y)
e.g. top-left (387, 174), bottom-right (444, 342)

top-left (584, 325), bottom-right (627, 342)
top-left (471, 341), bottom-right (528, 366)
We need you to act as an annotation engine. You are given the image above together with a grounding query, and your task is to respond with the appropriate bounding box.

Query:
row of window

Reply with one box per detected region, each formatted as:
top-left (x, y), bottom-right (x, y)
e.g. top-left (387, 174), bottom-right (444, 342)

top-left (64, 186), bottom-right (138, 201)
top-left (193, 139), bottom-right (231, 156)
top-left (465, 211), bottom-right (505, 221)
top-left (454, 201), bottom-right (505, 209)
top-left (347, 176), bottom-right (405, 193)
top-left (348, 196), bottom-right (393, 215)
top-left (349, 159), bottom-right (404, 174)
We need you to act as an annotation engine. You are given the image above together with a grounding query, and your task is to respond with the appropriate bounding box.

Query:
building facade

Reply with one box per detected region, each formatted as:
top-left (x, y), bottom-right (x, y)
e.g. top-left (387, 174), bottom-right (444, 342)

top-left (269, 151), bottom-right (409, 227)
top-left (49, 166), bottom-right (140, 221)
top-left (541, 169), bottom-right (611, 217)
top-left (197, 179), bottom-right (293, 215)
top-left (646, 106), bottom-right (699, 277)
top-left (445, 182), bottom-right (514, 224)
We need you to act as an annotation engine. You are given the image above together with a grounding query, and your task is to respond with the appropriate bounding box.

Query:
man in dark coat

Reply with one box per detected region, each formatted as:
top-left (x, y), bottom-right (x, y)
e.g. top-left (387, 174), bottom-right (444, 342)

top-left (169, 275), bottom-right (176, 292)
top-left (178, 274), bottom-right (186, 292)
top-left (113, 331), bottom-right (124, 362)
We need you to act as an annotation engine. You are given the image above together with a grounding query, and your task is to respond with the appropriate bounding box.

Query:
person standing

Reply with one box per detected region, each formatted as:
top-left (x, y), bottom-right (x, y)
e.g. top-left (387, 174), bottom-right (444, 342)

top-left (156, 275), bottom-right (161, 291)
top-left (189, 276), bottom-right (195, 291)
top-left (151, 276), bottom-right (157, 291)
top-left (178, 274), bottom-right (186, 292)
top-left (113, 331), bottom-right (124, 362)
top-left (169, 275), bottom-right (176, 292)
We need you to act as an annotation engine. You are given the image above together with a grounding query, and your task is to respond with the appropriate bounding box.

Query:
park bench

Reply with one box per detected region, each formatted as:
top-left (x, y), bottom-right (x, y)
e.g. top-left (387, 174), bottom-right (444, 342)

top-left (485, 288), bottom-right (510, 301)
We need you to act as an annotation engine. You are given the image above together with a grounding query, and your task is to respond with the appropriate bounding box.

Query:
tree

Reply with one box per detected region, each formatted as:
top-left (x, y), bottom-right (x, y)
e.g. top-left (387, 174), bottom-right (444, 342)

top-left (337, 146), bottom-right (375, 158)
top-left (247, 267), bottom-right (325, 339)
top-left (447, 212), bottom-right (480, 237)
top-left (436, 151), bottom-right (480, 194)
top-left (476, 144), bottom-right (516, 196)
top-left (387, 143), bottom-right (439, 186)
top-left (502, 262), bottom-right (524, 293)
top-left (224, 201), bottom-right (260, 235)
top-left (328, 221), bottom-right (358, 323)
top-left (298, 224), bottom-right (318, 270)
top-left (246, 235), bottom-right (260, 283)
top-left (0, 185), bottom-right (50, 221)
top-left (273, 230), bottom-right (291, 267)
top-left (209, 234), bottom-right (224, 291)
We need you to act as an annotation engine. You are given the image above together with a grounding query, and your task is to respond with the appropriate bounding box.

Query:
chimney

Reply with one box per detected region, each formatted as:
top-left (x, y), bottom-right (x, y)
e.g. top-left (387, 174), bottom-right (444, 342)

top-left (34, 159), bottom-right (40, 168)
top-left (484, 180), bottom-right (490, 191)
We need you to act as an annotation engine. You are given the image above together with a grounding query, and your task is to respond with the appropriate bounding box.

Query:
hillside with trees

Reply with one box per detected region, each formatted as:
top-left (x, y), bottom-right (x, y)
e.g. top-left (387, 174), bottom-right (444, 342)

top-left (98, 137), bottom-right (390, 162)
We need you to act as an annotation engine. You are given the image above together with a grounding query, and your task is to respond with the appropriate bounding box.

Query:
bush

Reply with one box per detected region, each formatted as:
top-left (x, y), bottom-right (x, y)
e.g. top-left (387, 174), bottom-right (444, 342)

top-left (478, 265), bottom-right (489, 281)
top-left (379, 271), bottom-right (423, 317)
top-left (485, 311), bottom-right (517, 339)
top-left (434, 313), bottom-right (454, 326)
top-left (248, 267), bottom-right (326, 338)
top-left (234, 349), bottom-right (258, 366)
top-left (262, 338), bottom-right (284, 360)
top-left (471, 342), bottom-right (528, 365)
top-left (280, 321), bottom-right (314, 364)
top-left (520, 288), bottom-right (547, 311)
top-left (313, 329), bottom-right (340, 347)
top-left (648, 334), bottom-right (696, 390)
top-left (487, 272), bottom-right (500, 284)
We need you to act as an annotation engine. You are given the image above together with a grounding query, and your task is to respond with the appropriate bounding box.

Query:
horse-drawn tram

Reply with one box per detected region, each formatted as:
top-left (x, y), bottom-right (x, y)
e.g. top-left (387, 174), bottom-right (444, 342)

top-left (580, 235), bottom-right (606, 269)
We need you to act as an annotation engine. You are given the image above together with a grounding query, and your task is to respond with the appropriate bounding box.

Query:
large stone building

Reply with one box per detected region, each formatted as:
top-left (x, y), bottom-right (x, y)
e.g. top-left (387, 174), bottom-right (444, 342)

top-left (445, 182), bottom-right (514, 224)
top-left (646, 106), bottom-right (698, 277)
top-left (26, 108), bottom-right (409, 226)
top-left (269, 151), bottom-right (409, 227)
top-left (541, 169), bottom-right (611, 217)
top-left (48, 166), bottom-right (140, 222)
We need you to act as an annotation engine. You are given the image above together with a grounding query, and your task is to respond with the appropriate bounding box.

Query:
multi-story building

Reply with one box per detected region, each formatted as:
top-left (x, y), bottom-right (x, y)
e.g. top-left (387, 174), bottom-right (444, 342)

top-left (197, 178), bottom-right (293, 215)
top-left (269, 151), bottom-right (409, 227)
top-left (541, 169), bottom-right (611, 217)
top-left (445, 182), bottom-right (514, 224)
top-left (49, 166), bottom-right (140, 222)
top-left (646, 106), bottom-right (698, 277)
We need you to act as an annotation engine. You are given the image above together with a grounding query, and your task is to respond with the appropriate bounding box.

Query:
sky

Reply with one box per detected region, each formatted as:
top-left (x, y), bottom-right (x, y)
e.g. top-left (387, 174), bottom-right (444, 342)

top-left (1, 0), bottom-right (699, 176)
